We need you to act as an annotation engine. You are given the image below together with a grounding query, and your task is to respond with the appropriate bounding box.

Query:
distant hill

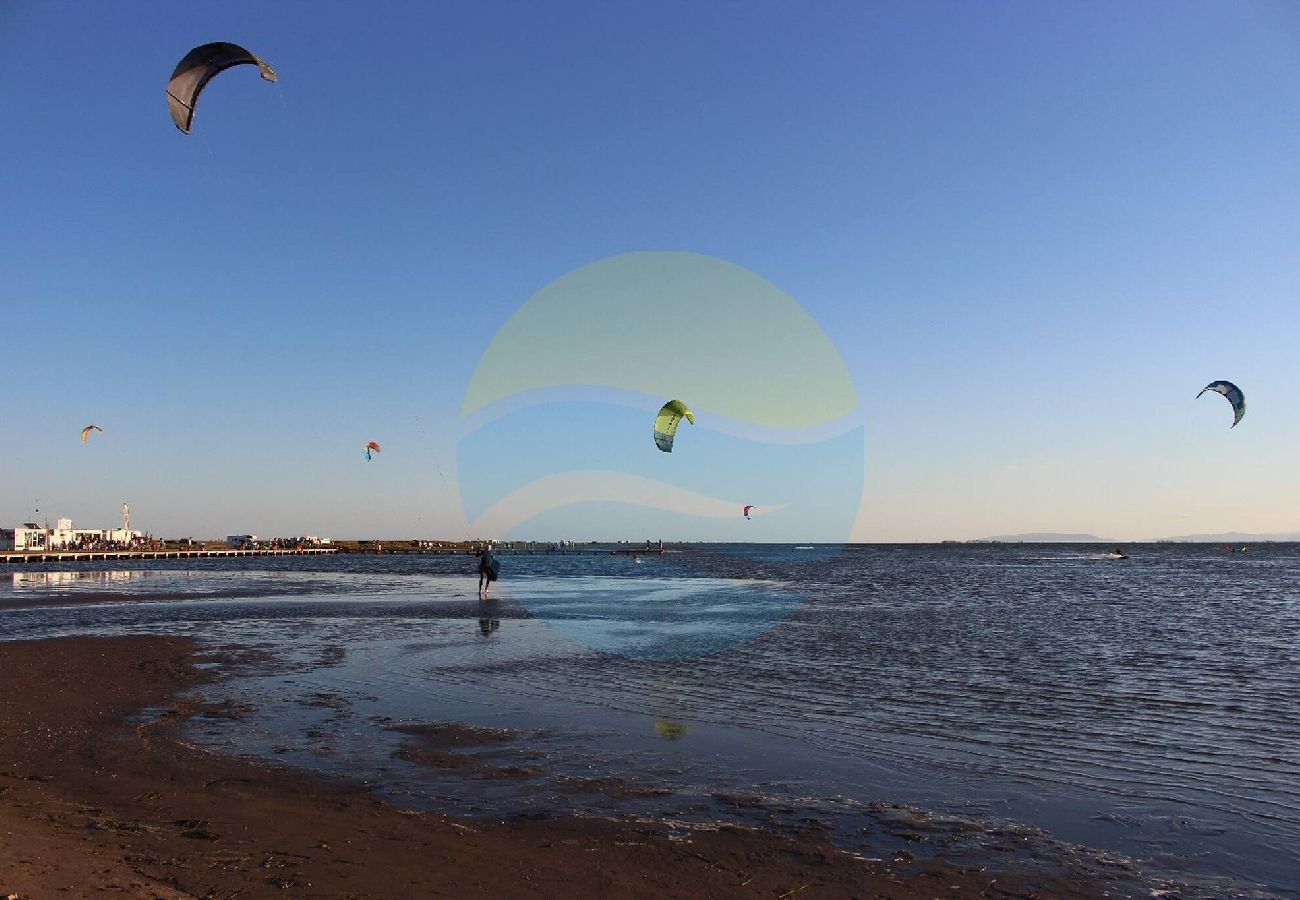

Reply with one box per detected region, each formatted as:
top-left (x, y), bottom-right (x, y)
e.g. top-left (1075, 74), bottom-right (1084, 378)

top-left (1146, 531), bottom-right (1300, 543)
top-left (972, 530), bottom-right (1300, 543)
top-left (975, 532), bottom-right (1114, 543)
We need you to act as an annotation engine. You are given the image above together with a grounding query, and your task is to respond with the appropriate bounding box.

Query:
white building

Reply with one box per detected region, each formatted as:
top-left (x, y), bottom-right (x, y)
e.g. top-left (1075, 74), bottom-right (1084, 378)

top-left (10, 512), bottom-right (144, 551)
top-left (14, 524), bottom-right (48, 551)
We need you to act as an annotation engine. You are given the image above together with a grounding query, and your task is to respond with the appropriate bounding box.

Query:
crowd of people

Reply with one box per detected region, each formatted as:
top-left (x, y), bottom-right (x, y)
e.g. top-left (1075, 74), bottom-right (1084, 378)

top-left (53, 535), bottom-right (164, 553)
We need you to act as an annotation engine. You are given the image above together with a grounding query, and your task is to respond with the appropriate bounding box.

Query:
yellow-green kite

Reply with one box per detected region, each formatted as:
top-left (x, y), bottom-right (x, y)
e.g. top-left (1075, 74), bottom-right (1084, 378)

top-left (653, 400), bottom-right (694, 452)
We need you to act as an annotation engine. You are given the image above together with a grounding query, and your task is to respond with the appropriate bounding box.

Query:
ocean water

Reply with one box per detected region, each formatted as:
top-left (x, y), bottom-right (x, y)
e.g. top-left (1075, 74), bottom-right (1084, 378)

top-left (3, 544), bottom-right (1298, 895)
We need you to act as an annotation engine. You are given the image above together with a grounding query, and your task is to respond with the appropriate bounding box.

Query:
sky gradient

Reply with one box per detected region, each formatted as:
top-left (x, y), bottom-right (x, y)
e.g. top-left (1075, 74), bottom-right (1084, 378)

top-left (2, 1), bottom-right (1298, 541)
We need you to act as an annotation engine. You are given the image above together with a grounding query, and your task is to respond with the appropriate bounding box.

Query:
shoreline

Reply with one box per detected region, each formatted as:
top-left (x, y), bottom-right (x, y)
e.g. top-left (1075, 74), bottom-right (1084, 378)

top-left (1, 635), bottom-right (1154, 898)
top-left (0, 544), bottom-right (667, 565)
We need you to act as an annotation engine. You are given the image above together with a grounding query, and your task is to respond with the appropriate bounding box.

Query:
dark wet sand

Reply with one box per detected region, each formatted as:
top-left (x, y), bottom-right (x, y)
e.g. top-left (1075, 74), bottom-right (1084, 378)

top-left (0, 636), bottom-right (1124, 898)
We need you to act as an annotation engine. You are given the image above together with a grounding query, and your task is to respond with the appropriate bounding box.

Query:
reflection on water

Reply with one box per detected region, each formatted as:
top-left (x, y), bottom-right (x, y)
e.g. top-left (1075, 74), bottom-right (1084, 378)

top-left (652, 673), bottom-right (692, 742)
top-left (2, 544), bottom-right (1299, 894)
top-left (477, 596), bottom-right (501, 637)
top-left (12, 569), bottom-right (152, 589)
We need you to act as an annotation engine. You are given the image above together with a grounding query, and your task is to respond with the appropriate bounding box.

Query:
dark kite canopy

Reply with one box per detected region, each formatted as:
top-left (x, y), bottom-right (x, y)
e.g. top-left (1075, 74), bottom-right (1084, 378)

top-left (166, 42), bottom-right (276, 134)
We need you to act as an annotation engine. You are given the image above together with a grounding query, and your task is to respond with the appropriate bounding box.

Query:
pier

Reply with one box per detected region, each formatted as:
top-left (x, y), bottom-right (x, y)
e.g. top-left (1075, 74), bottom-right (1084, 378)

top-left (0, 548), bottom-right (338, 565)
top-left (0, 543), bottom-right (680, 564)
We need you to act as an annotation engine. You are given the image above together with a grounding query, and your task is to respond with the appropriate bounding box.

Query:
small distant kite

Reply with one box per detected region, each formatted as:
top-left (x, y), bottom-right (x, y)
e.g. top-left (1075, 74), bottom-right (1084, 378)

top-left (80, 425), bottom-right (102, 445)
top-left (743, 505), bottom-right (754, 519)
top-left (364, 440), bottom-right (381, 461)
top-left (653, 400), bottom-right (694, 453)
top-left (166, 42), bottom-right (277, 134)
top-left (1197, 380), bottom-right (1245, 428)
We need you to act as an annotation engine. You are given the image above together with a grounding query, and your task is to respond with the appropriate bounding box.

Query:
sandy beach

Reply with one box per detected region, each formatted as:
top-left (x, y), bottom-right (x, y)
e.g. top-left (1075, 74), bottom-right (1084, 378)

top-left (0, 634), bottom-right (1132, 898)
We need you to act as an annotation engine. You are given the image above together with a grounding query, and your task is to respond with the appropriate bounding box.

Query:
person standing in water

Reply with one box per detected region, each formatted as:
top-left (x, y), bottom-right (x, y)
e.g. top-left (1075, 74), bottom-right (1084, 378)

top-left (477, 546), bottom-right (498, 597)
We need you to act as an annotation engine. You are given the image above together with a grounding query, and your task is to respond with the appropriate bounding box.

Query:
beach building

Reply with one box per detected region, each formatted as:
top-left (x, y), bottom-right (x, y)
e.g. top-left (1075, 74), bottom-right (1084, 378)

top-left (0, 528), bottom-right (14, 551)
top-left (10, 505), bottom-right (146, 551)
top-left (14, 525), bottom-right (48, 551)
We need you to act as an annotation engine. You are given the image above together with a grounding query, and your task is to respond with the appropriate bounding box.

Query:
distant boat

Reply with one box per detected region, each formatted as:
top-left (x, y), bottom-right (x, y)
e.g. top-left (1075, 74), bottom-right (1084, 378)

top-left (794, 545), bottom-right (815, 550)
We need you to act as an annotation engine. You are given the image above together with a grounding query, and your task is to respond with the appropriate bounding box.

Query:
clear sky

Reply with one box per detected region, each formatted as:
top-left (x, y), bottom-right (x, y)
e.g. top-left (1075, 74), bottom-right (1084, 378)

top-left (2, 1), bottom-right (1298, 542)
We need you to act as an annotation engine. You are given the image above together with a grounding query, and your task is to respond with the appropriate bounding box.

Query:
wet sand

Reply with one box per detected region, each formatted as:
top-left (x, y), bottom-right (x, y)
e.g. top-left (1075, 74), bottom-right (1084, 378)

top-left (0, 635), bottom-right (1128, 898)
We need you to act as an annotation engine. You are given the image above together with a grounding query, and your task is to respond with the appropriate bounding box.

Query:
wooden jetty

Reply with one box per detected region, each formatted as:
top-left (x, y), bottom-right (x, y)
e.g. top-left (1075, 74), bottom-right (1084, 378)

top-left (0, 548), bottom-right (337, 565)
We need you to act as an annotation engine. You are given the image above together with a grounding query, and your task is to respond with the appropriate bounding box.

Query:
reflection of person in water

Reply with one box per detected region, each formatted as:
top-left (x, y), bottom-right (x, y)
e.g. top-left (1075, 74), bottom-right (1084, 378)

top-left (477, 597), bottom-right (500, 637)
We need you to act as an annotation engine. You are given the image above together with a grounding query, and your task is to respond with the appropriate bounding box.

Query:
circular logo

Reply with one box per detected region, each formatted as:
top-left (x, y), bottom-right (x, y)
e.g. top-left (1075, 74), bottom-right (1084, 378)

top-left (459, 252), bottom-right (864, 659)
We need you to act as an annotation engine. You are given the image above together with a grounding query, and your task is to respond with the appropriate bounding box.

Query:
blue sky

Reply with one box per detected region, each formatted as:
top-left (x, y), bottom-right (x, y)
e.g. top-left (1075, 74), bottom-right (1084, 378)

top-left (2, 1), bottom-right (1298, 541)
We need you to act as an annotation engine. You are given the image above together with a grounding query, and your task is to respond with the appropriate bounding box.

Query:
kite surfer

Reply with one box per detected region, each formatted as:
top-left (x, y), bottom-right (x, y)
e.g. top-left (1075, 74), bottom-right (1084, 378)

top-left (477, 546), bottom-right (500, 597)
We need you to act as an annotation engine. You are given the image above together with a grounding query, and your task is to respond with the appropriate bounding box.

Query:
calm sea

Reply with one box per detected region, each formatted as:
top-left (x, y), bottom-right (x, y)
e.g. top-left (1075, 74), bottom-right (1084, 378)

top-left (3, 544), bottom-right (1298, 896)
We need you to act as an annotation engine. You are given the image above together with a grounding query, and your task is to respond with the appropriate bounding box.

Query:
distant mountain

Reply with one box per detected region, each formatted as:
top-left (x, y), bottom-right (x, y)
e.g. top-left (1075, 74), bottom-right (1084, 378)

top-left (975, 532), bottom-right (1115, 543)
top-left (1146, 531), bottom-right (1300, 543)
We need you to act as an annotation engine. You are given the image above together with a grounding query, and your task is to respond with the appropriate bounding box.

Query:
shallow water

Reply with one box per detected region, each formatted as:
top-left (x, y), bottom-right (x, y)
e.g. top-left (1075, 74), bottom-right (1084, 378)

top-left (3, 544), bottom-right (1298, 895)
